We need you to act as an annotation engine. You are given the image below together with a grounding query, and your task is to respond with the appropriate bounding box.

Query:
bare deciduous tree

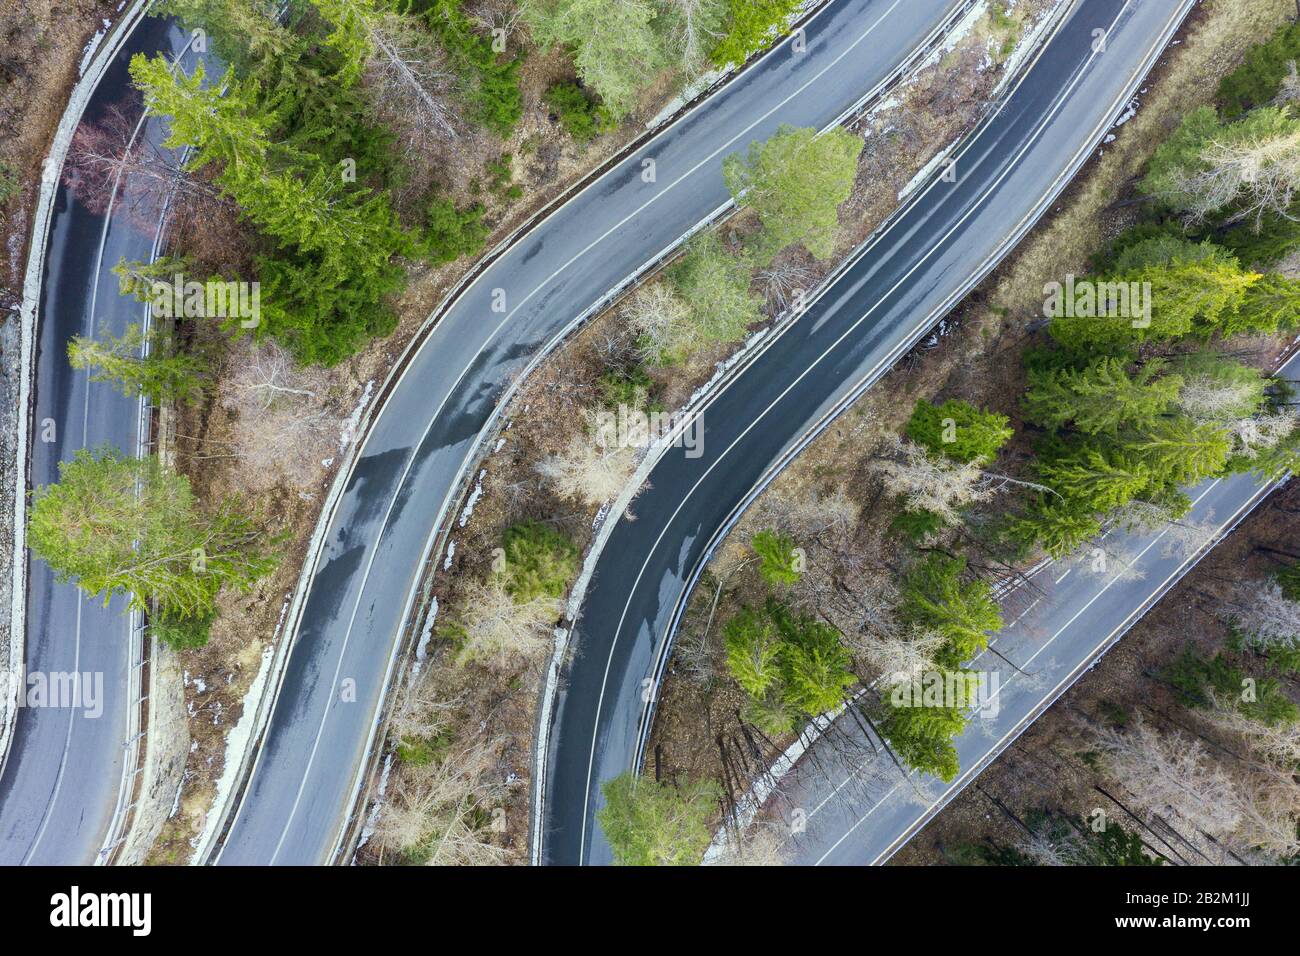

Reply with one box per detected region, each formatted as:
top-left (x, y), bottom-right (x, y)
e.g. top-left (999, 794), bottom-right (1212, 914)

top-left (1177, 376), bottom-right (1264, 423)
top-left (1108, 499), bottom-right (1219, 559)
top-left (1095, 716), bottom-right (1242, 839)
top-left (671, 622), bottom-right (718, 685)
top-left (754, 485), bottom-right (859, 540)
top-left (535, 415), bottom-right (640, 507)
top-left (453, 578), bottom-right (559, 670)
top-left (1015, 830), bottom-right (1080, 867)
top-left (708, 822), bottom-right (787, 865)
top-left (756, 258), bottom-right (817, 315)
top-left (1216, 578), bottom-right (1300, 652)
top-left (857, 627), bottom-right (944, 686)
top-left (374, 729), bottom-right (514, 865)
top-left (221, 341), bottom-right (344, 490)
top-left (1077, 542), bottom-right (1147, 583)
top-left (1225, 408), bottom-right (1300, 461)
top-left (1208, 697), bottom-right (1300, 772)
top-left (624, 283), bottom-right (693, 362)
top-left (661, 0), bottom-right (725, 81)
top-left (360, 10), bottom-right (459, 148)
top-left (870, 437), bottom-right (999, 525)
top-left (1171, 126), bottom-right (1300, 229)
top-left (1228, 771), bottom-right (1300, 860)
top-left (64, 101), bottom-right (227, 232)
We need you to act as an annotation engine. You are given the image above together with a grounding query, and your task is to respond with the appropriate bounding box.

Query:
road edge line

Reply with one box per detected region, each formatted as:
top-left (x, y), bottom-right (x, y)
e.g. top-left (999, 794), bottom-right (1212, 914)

top-left (1, 0), bottom-right (154, 791)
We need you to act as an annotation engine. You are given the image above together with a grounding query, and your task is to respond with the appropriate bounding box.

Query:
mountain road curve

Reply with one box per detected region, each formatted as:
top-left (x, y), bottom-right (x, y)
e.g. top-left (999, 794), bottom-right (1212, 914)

top-left (210, 0), bottom-right (969, 865)
top-left (536, 0), bottom-right (1198, 866)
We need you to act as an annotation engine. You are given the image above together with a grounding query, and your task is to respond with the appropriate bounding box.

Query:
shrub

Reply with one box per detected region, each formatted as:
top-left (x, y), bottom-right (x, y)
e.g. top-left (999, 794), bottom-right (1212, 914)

top-left (0, 160), bottom-right (18, 207)
top-left (598, 362), bottom-right (654, 408)
top-left (751, 529), bottom-right (801, 585)
top-left (152, 605), bottom-right (216, 650)
top-left (710, 0), bottom-right (802, 68)
top-left (485, 153), bottom-right (522, 200)
top-left (905, 399), bottom-right (1012, 465)
top-left (890, 508), bottom-right (945, 543)
top-left (669, 232), bottom-right (762, 345)
top-left (423, 198), bottom-right (489, 265)
top-left (1217, 21), bottom-right (1300, 118)
top-left (545, 81), bottom-right (614, 141)
top-left (501, 520), bottom-right (580, 601)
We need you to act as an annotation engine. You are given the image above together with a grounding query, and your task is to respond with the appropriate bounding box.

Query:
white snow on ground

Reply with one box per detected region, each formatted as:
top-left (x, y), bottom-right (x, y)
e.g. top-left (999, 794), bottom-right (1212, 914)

top-left (1114, 96), bottom-right (1140, 127)
top-left (899, 148), bottom-right (957, 201)
top-left (78, 29), bottom-right (108, 77)
top-left (915, 0), bottom-right (990, 73)
top-left (458, 470), bottom-right (487, 527)
top-left (338, 380), bottom-right (374, 450)
top-left (190, 644), bottom-right (274, 856)
top-left (354, 751), bottom-right (393, 855)
top-left (413, 597), bottom-right (438, 669)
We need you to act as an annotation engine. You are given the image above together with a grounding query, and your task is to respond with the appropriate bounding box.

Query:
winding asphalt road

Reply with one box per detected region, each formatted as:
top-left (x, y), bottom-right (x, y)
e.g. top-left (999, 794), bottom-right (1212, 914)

top-left (537, 0), bottom-right (1199, 865)
top-left (762, 348), bottom-right (1299, 863)
top-left (212, 0), bottom-right (966, 865)
top-left (0, 15), bottom-right (197, 865)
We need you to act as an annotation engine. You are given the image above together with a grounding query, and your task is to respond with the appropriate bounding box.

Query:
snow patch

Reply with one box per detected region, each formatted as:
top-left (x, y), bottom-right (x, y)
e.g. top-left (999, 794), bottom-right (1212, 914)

top-left (190, 644), bottom-right (274, 858)
top-left (458, 470), bottom-right (486, 527)
top-left (78, 29), bottom-right (108, 77)
top-left (338, 380), bottom-right (374, 450)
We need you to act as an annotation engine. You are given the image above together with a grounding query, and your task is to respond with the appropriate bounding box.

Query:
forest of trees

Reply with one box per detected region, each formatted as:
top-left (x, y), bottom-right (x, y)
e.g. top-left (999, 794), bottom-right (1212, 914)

top-left (1009, 37), bottom-right (1300, 558)
top-left (35, 0), bottom-right (849, 733)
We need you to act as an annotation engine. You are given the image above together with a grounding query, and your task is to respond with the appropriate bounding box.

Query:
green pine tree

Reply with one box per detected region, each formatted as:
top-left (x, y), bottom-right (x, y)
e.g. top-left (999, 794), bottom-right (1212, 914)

top-left (1024, 358), bottom-right (1181, 435)
top-left (723, 606), bottom-right (782, 697)
top-left (751, 528), bottom-right (802, 585)
top-left (905, 399), bottom-right (1013, 465)
top-left (722, 124), bottom-right (864, 261)
top-left (28, 448), bottom-right (275, 627)
top-left (68, 323), bottom-right (207, 405)
top-left (597, 771), bottom-right (718, 865)
top-left (898, 553), bottom-right (1002, 666)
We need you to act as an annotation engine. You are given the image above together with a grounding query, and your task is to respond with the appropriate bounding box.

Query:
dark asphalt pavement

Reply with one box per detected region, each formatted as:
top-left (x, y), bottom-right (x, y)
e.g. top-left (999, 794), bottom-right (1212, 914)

top-left (0, 16), bottom-right (198, 865)
top-left (539, 0), bottom-right (1197, 866)
top-left (215, 0), bottom-right (966, 865)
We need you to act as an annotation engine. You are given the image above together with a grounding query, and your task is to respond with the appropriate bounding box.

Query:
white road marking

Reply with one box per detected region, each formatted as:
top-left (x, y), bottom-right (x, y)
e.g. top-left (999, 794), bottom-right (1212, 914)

top-left (576, 0), bottom-right (1132, 861)
top-left (249, 0), bottom-right (919, 861)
